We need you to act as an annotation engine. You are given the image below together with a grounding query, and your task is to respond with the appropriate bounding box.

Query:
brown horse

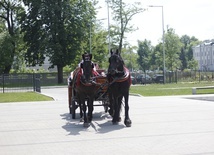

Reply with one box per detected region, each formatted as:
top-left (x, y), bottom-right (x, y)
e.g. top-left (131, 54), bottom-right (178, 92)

top-left (107, 49), bottom-right (132, 127)
top-left (73, 53), bottom-right (99, 127)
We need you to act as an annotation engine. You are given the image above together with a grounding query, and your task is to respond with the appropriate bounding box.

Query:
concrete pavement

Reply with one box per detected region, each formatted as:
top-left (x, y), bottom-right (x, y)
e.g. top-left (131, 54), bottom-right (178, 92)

top-left (1, 87), bottom-right (214, 155)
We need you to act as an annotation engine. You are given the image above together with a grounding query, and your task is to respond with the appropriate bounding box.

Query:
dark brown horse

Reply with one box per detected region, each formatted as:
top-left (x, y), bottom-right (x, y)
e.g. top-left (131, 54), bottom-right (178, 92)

top-left (107, 49), bottom-right (132, 127)
top-left (73, 53), bottom-right (99, 127)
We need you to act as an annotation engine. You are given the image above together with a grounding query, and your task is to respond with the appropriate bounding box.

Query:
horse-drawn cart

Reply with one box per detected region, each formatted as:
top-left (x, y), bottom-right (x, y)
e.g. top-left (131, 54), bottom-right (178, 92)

top-left (68, 69), bottom-right (110, 119)
top-left (67, 51), bottom-right (131, 127)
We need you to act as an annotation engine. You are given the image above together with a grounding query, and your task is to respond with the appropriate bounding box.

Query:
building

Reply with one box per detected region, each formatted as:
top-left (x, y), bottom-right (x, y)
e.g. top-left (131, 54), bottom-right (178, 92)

top-left (27, 56), bottom-right (57, 72)
top-left (193, 40), bottom-right (214, 71)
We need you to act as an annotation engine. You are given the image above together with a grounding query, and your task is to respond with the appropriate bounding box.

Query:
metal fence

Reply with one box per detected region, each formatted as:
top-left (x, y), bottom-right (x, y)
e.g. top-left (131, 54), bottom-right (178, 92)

top-left (0, 72), bottom-right (69, 93)
top-left (0, 73), bottom-right (41, 93)
top-left (131, 70), bottom-right (214, 83)
top-left (1, 70), bottom-right (213, 93)
top-left (165, 70), bottom-right (214, 83)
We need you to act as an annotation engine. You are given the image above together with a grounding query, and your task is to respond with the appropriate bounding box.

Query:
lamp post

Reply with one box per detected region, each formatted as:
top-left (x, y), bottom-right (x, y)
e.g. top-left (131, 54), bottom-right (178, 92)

top-left (89, 21), bottom-right (92, 54)
top-left (106, 0), bottom-right (111, 55)
top-left (148, 5), bottom-right (166, 84)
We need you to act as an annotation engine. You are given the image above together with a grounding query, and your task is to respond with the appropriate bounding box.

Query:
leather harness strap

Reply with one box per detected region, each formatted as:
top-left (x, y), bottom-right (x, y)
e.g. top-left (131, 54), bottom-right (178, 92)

top-left (109, 67), bottom-right (131, 86)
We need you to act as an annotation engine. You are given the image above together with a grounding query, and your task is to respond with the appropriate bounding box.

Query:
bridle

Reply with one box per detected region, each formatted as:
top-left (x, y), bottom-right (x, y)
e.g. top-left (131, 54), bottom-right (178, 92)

top-left (108, 54), bottom-right (125, 75)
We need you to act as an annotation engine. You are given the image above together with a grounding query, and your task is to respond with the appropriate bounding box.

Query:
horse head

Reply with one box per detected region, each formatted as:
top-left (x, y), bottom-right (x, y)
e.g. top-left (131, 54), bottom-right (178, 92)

top-left (80, 53), bottom-right (94, 83)
top-left (108, 49), bottom-right (124, 76)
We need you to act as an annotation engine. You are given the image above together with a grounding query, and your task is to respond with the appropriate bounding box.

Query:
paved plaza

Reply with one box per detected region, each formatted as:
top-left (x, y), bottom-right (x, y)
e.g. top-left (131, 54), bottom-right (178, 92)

top-left (1, 87), bottom-right (214, 155)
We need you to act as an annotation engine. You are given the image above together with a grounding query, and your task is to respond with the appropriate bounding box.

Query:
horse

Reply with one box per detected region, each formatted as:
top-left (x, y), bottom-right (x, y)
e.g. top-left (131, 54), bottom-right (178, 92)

top-left (107, 49), bottom-right (132, 127)
top-left (73, 53), bottom-right (99, 127)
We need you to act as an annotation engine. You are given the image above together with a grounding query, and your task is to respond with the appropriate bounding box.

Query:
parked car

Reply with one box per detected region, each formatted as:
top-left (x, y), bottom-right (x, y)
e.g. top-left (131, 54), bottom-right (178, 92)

top-left (131, 76), bottom-right (137, 85)
top-left (136, 74), bottom-right (152, 84)
top-left (152, 74), bottom-right (164, 83)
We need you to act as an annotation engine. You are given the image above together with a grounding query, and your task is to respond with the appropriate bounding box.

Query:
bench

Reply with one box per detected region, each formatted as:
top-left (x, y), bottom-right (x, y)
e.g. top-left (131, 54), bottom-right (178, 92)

top-left (192, 86), bottom-right (214, 95)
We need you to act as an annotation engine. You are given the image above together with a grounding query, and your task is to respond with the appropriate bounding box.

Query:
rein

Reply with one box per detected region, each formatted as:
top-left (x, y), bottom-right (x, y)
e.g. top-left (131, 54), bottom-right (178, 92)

top-left (108, 67), bottom-right (130, 86)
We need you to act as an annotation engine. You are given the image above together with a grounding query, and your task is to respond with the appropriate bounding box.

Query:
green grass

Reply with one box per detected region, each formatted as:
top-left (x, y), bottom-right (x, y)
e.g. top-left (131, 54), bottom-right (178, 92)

top-left (0, 92), bottom-right (53, 103)
top-left (1, 82), bottom-right (214, 102)
top-left (130, 82), bottom-right (214, 96)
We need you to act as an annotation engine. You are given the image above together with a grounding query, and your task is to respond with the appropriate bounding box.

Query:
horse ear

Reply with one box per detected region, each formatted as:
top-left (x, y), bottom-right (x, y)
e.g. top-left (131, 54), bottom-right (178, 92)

top-left (110, 49), bottom-right (113, 55)
top-left (82, 54), bottom-right (85, 60)
top-left (89, 54), bottom-right (92, 60)
top-left (80, 63), bottom-right (83, 68)
top-left (91, 63), bottom-right (94, 68)
top-left (116, 49), bottom-right (119, 55)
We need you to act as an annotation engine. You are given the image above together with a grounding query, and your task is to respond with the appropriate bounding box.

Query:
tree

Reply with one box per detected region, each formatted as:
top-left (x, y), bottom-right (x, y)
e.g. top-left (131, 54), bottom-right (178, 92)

top-left (152, 43), bottom-right (163, 70)
top-left (109, 0), bottom-right (145, 52)
top-left (180, 35), bottom-right (200, 70)
top-left (0, 0), bottom-right (24, 74)
top-left (179, 47), bottom-right (187, 70)
top-left (188, 59), bottom-right (198, 70)
top-left (121, 45), bottom-right (138, 72)
top-left (137, 39), bottom-right (152, 72)
top-left (0, 32), bottom-right (14, 73)
top-left (164, 28), bottom-right (182, 71)
top-left (21, 0), bottom-right (97, 83)
top-left (86, 20), bottom-right (109, 69)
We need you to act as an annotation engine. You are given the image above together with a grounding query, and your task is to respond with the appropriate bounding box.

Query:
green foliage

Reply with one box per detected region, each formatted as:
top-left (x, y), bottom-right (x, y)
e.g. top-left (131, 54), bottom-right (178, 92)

top-left (120, 46), bottom-right (139, 71)
top-left (188, 59), bottom-right (198, 70)
top-left (137, 39), bottom-right (152, 72)
top-left (89, 26), bottom-right (108, 69)
top-left (151, 43), bottom-right (163, 70)
top-left (180, 35), bottom-right (200, 70)
top-left (165, 28), bottom-right (182, 71)
top-left (0, 0), bottom-right (25, 74)
top-left (0, 32), bottom-right (14, 73)
top-left (21, 0), bottom-right (98, 83)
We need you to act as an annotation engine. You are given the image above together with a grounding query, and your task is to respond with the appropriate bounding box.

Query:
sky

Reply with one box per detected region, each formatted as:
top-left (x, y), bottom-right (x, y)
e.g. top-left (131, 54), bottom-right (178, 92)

top-left (96, 0), bottom-right (214, 46)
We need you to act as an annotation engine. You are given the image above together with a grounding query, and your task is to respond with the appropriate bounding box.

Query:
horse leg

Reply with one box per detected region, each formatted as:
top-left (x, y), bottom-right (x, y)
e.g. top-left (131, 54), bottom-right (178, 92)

top-left (124, 92), bottom-right (132, 127)
top-left (87, 98), bottom-right (94, 122)
top-left (108, 92), bottom-right (114, 117)
top-left (79, 102), bottom-right (84, 122)
top-left (82, 98), bottom-right (90, 127)
top-left (118, 96), bottom-right (122, 122)
top-left (112, 96), bottom-right (120, 125)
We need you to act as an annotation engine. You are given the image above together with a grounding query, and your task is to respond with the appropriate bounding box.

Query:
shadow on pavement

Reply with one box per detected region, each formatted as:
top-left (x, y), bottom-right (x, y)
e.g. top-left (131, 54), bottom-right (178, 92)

top-left (60, 112), bottom-right (124, 135)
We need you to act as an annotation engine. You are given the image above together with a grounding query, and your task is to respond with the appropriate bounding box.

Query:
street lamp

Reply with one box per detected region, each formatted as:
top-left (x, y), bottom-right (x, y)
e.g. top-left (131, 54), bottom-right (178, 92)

top-left (106, 0), bottom-right (111, 55)
top-left (148, 5), bottom-right (166, 84)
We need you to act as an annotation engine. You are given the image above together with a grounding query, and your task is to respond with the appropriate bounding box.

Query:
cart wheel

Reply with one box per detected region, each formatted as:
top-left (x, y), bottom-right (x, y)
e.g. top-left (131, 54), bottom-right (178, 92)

top-left (103, 101), bottom-right (108, 113)
top-left (69, 95), bottom-right (72, 114)
top-left (104, 106), bottom-right (108, 113)
top-left (69, 105), bottom-right (72, 114)
top-left (71, 98), bottom-right (76, 119)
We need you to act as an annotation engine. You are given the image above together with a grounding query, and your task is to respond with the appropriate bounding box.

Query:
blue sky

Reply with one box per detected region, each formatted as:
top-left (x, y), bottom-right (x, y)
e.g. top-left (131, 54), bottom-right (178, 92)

top-left (97, 0), bottom-right (214, 46)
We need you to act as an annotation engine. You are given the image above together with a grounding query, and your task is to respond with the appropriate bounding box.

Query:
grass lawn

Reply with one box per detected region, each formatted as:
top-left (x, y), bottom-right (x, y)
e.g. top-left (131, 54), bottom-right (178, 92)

top-left (1, 81), bottom-right (214, 102)
top-left (0, 92), bottom-right (53, 103)
top-left (130, 82), bottom-right (214, 96)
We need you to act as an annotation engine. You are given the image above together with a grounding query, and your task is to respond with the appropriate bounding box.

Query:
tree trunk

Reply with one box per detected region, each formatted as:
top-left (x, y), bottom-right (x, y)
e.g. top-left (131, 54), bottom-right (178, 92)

top-left (57, 65), bottom-right (64, 84)
top-left (3, 65), bottom-right (11, 74)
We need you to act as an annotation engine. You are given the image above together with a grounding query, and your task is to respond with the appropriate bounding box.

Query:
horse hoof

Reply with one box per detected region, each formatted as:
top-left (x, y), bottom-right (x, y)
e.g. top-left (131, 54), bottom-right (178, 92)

top-left (83, 122), bottom-right (90, 128)
top-left (80, 118), bottom-right (84, 122)
top-left (112, 121), bottom-right (119, 125)
top-left (118, 117), bottom-right (122, 122)
top-left (124, 119), bottom-right (132, 127)
top-left (87, 117), bottom-right (92, 122)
